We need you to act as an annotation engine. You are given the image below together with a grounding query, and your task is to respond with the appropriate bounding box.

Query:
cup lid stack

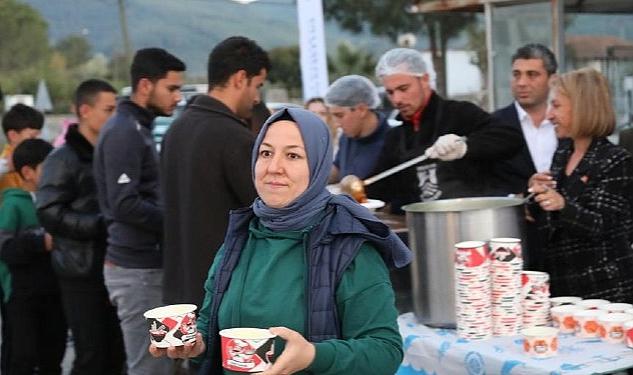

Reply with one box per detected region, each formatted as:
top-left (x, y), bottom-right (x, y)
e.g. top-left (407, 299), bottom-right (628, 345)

top-left (522, 271), bottom-right (551, 329)
top-left (454, 241), bottom-right (492, 340)
top-left (489, 238), bottom-right (523, 336)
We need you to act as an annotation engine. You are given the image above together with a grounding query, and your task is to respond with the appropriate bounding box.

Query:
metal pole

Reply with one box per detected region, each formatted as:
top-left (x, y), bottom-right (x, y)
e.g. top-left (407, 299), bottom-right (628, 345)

top-left (118, 0), bottom-right (132, 67)
top-left (551, 0), bottom-right (564, 71)
top-left (485, 1), bottom-right (495, 111)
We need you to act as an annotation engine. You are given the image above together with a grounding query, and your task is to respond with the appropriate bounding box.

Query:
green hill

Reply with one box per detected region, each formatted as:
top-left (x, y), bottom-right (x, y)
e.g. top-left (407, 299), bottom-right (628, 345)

top-left (21, 0), bottom-right (396, 75)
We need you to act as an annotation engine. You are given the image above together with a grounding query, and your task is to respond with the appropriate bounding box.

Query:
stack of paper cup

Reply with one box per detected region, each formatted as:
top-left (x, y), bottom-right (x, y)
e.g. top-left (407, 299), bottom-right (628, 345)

top-left (454, 241), bottom-right (492, 340)
top-left (521, 271), bottom-right (551, 329)
top-left (489, 238), bottom-right (523, 336)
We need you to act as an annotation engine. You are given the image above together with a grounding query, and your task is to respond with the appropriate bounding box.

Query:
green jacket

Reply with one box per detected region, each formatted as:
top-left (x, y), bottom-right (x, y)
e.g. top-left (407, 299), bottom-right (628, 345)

top-left (196, 218), bottom-right (403, 374)
top-left (0, 188), bottom-right (47, 301)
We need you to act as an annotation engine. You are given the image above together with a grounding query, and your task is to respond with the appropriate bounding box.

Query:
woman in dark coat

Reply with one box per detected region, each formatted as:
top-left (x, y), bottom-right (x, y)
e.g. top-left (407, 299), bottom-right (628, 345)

top-left (528, 68), bottom-right (633, 302)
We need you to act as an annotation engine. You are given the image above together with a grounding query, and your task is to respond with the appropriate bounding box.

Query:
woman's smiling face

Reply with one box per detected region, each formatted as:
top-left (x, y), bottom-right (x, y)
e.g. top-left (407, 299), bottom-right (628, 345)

top-left (254, 120), bottom-right (310, 208)
top-left (547, 88), bottom-right (573, 138)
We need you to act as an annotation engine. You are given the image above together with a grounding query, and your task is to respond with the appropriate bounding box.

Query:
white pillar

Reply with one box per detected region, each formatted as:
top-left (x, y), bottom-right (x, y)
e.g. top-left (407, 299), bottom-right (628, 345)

top-left (297, 0), bottom-right (329, 102)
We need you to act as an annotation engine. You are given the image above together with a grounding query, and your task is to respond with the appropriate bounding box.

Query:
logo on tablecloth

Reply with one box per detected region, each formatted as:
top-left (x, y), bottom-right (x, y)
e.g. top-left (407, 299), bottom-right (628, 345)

top-left (464, 351), bottom-right (485, 375)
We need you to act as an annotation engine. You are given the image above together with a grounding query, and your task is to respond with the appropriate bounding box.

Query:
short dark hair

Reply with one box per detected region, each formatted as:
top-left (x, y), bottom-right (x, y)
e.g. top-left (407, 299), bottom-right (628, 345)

top-left (1, 104), bottom-right (44, 136)
top-left (74, 79), bottom-right (117, 117)
top-left (512, 43), bottom-right (558, 75)
top-left (130, 48), bottom-right (186, 91)
top-left (12, 138), bottom-right (53, 178)
top-left (207, 36), bottom-right (271, 89)
top-left (304, 97), bottom-right (325, 108)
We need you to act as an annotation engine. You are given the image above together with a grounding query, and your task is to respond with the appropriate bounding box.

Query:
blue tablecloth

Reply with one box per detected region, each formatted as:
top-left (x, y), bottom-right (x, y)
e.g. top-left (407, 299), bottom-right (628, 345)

top-left (397, 312), bottom-right (633, 375)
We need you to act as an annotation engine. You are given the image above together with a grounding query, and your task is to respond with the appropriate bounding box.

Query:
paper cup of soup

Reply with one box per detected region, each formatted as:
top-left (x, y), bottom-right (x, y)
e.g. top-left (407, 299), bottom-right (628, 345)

top-left (575, 299), bottom-right (609, 310)
top-left (550, 296), bottom-right (582, 307)
top-left (573, 309), bottom-right (608, 338)
top-left (598, 303), bottom-right (633, 314)
top-left (143, 304), bottom-right (197, 348)
top-left (597, 313), bottom-right (633, 344)
top-left (624, 320), bottom-right (633, 348)
top-left (220, 328), bottom-right (276, 372)
top-left (551, 305), bottom-right (585, 334)
top-left (522, 327), bottom-right (559, 358)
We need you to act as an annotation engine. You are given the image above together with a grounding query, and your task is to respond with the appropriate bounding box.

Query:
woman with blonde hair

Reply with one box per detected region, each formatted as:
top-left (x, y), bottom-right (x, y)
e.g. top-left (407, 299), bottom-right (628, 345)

top-left (528, 68), bottom-right (633, 302)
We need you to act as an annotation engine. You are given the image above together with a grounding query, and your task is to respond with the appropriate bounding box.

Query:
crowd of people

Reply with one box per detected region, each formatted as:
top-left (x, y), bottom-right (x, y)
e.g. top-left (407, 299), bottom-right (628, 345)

top-left (0, 35), bottom-right (631, 375)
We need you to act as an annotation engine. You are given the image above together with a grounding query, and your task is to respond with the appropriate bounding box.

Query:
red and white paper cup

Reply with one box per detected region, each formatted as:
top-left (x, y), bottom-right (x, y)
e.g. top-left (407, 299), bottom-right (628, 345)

top-left (551, 305), bottom-right (585, 334)
top-left (573, 309), bottom-right (608, 338)
top-left (624, 320), bottom-right (633, 348)
top-left (522, 327), bottom-right (559, 358)
top-left (220, 328), bottom-right (276, 372)
top-left (144, 304), bottom-right (197, 348)
top-left (575, 299), bottom-right (609, 310)
top-left (597, 303), bottom-right (633, 314)
top-left (550, 296), bottom-right (582, 307)
top-left (598, 313), bottom-right (633, 344)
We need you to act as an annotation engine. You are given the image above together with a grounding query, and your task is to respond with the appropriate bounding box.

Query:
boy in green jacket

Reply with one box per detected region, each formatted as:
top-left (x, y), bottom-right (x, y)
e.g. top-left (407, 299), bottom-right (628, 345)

top-left (0, 138), bottom-right (67, 374)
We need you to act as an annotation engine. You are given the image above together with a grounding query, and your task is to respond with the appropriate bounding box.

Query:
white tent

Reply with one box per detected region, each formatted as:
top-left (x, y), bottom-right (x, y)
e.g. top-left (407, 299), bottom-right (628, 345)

top-left (35, 79), bottom-right (53, 112)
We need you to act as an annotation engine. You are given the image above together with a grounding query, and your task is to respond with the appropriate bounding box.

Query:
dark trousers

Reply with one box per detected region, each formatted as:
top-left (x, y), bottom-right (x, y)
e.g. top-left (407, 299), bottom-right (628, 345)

top-left (7, 293), bottom-right (67, 375)
top-left (59, 281), bottom-right (126, 375)
top-left (1, 289), bottom-right (10, 374)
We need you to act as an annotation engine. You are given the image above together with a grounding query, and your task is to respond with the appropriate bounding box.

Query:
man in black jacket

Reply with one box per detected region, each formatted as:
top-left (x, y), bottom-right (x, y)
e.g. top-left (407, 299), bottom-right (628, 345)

top-left (492, 43), bottom-right (558, 196)
top-left (94, 48), bottom-right (185, 375)
top-left (161, 37), bottom-right (269, 313)
top-left (491, 44), bottom-right (558, 269)
top-left (367, 48), bottom-right (522, 213)
top-left (37, 79), bottom-right (125, 375)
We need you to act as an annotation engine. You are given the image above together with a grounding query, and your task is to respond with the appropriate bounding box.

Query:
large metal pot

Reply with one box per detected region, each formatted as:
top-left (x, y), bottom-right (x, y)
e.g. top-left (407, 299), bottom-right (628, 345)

top-left (402, 197), bottom-right (526, 328)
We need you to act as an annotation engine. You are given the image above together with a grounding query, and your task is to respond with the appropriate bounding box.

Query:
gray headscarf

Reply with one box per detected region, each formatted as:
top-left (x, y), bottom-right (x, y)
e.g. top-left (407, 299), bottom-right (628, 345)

top-left (251, 107), bottom-right (332, 231)
top-left (251, 108), bottom-right (412, 268)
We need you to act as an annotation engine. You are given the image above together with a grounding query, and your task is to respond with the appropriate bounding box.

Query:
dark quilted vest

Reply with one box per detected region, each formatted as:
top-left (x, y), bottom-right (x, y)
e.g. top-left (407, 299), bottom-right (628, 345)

top-left (198, 205), bottom-right (372, 374)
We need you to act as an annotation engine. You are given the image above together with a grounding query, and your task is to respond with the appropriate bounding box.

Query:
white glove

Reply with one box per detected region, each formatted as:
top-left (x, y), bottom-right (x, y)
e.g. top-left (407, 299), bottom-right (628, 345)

top-left (425, 134), bottom-right (467, 161)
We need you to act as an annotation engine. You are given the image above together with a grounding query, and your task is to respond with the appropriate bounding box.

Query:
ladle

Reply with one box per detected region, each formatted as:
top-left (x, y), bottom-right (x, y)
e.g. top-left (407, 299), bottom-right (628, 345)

top-left (340, 151), bottom-right (431, 201)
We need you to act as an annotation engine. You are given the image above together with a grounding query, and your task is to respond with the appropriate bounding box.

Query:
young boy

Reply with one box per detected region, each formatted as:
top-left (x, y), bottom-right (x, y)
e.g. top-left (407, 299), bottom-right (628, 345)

top-left (37, 79), bottom-right (125, 374)
top-left (0, 104), bottom-right (44, 191)
top-left (0, 139), bottom-right (67, 374)
top-left (0, 104), bottom-right (44, 372)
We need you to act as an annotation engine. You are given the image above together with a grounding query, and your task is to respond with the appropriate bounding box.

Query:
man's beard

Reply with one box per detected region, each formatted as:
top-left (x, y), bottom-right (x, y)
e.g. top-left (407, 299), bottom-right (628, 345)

top-left (147, 89), bottom-right (173, 117)
top-left (147, 103), bottom-right (171, 117)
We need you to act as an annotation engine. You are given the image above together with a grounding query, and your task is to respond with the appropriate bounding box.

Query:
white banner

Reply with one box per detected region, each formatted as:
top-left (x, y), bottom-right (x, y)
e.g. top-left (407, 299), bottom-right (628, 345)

top-left (297, 0), bottom-right (329, 102)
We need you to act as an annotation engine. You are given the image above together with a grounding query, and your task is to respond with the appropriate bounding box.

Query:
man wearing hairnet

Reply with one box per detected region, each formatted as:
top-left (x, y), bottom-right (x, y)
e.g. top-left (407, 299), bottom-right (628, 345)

top-left (368, 48), bottom-right (522, 213)
top-left (325, 75), bottom-right (390, 183)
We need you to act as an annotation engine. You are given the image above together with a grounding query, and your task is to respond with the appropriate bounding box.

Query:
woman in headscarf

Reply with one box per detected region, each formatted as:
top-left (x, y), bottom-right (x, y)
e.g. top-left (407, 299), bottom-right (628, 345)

top-left (151, 108), bottom-right (411, 374)
top-left (528, 68), bottom-right (633, 302)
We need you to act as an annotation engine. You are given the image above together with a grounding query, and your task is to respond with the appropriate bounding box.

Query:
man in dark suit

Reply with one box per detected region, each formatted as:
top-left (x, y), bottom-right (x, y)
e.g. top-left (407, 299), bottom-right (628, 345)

top-left (492, 44), bottom-right (558, 269)
top-left (492, 43), bottom-right (559, 195)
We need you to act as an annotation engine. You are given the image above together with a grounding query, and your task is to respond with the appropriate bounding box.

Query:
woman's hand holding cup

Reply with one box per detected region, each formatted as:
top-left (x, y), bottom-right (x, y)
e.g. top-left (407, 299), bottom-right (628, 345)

top-left (259, 327), bottom-right (316, 375)
top-left (148, 332), bottom-right (205, 359)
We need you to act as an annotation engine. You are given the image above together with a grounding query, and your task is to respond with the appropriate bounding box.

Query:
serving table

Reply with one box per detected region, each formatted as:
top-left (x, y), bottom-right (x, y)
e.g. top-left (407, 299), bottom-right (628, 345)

top-left (397, 312), bottom-right (633, 375)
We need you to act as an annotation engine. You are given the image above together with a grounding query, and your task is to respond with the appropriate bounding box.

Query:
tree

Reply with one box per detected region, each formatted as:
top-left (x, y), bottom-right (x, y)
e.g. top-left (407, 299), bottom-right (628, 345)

top-left (328, 42), bottom-right (377, 81)
top-left (0, 0), bottom-right (50, 72)
top-left (55, 34), bottom-right (92, 68)
top-left (323, 0), bottom-right (476, 97)
top-left (267, 46), bottom-right (302, 98)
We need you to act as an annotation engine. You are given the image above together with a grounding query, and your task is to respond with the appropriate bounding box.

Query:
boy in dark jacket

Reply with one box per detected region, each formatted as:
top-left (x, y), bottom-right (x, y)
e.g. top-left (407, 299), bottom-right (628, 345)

top-left (0, 139), bottom-right (67, 374)
top-left (37, 79), bottom-right (125, 375)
